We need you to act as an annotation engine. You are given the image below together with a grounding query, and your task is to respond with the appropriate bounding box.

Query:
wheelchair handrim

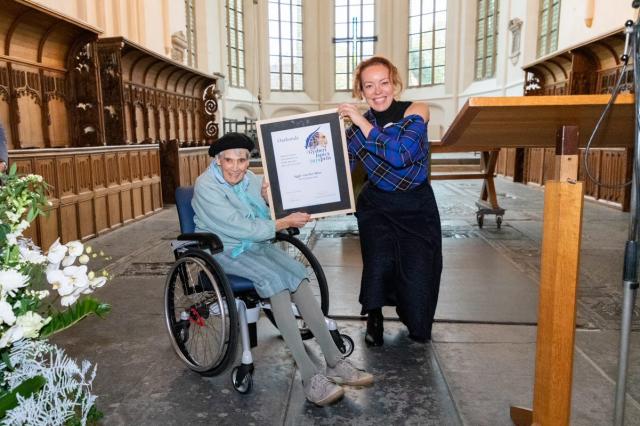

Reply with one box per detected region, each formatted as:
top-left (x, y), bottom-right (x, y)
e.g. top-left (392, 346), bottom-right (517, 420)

top-left (164, 255), bottom-right (231, 373)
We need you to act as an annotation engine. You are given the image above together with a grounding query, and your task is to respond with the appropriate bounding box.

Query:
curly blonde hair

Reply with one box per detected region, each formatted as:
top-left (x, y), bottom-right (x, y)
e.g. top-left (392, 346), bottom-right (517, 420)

top-left (351, 56), bottom-right (403, 99)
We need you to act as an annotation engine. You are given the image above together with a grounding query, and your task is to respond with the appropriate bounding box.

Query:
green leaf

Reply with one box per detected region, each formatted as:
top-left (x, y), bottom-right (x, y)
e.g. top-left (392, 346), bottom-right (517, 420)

top-left (40, 297), bottom-right (111, 338)
top-left (0, 350), bottom-right (11, 370)
top-left (0, 376), bottom-right (46, 417)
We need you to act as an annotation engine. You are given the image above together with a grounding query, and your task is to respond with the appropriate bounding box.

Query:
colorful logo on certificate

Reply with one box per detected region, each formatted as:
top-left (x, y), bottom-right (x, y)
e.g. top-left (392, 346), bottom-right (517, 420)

top-left (305, 127), bottom-right (332, 164)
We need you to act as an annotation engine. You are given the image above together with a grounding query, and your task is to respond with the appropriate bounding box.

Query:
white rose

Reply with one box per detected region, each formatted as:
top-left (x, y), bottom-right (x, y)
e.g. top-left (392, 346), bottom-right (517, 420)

top-left (15, 312), bottom-right (49, 339)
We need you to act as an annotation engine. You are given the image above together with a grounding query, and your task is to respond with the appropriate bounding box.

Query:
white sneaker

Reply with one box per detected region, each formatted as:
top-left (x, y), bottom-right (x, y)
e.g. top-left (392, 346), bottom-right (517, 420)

top-left (303, 374), bottom-right (344, 406)
top-left (326, 359), bottom-right (374, 386)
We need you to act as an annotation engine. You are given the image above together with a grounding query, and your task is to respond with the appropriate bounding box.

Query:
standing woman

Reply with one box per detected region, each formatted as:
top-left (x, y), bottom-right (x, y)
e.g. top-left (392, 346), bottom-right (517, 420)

top-left (338, 56), bottom-right (442, 346)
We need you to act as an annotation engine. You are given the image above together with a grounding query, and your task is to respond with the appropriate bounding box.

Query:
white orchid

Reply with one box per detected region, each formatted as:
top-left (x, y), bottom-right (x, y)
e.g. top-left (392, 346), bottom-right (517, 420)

top-left (0, 270), bottom-right (30, 297)
top-left (61, 255), bottom-right (77, 267)
top-left (0, 300), bottom-right (17, 326)
top-left (89, 276), bottom-right (107, 289)
top-left (60, 293), bottom-right (80, 307)
top-left (63, 265), bottom-right (90, 290)
top-left (46, 270), bottom-right (74, 297)
top-left (46, 239), bottom-right (67, 265)
top-left (18, 245), bottom-right (47, 265)
top-left (66, 241), bottom-right (83, 257)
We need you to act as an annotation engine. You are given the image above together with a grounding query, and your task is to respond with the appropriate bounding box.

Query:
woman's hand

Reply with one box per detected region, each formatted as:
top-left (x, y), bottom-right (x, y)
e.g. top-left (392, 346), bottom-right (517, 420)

top-left (261, 178), bottom-right (270, 203)
top-left (338, 103), bottom-right (372, 135)
top-left (275, 212), bottom-right (311, 231)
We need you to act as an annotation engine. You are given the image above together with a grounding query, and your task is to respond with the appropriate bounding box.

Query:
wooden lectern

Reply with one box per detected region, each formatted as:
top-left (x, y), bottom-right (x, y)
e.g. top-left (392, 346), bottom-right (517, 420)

top-left (434, 94), bottom-right (634, 426)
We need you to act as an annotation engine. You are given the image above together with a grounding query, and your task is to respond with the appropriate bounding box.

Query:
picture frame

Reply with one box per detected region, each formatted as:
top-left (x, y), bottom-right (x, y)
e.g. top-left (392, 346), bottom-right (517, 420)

top-left (256, 109), bottom-right (355, 220)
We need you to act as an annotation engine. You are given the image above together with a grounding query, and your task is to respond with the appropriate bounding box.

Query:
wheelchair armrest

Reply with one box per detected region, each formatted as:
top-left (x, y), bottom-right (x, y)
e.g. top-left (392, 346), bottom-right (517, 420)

top-left (276, 227), bottom-right (300, 237)
top-left (177, 233), bottom-right (224, 254)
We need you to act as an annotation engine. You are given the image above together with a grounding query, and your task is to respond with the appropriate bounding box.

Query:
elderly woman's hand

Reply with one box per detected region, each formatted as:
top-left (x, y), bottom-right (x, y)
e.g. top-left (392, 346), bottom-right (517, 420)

top-left (276, 212), bottom-right (311, 231)
top-left (261, 178), bottom-right (270, 203)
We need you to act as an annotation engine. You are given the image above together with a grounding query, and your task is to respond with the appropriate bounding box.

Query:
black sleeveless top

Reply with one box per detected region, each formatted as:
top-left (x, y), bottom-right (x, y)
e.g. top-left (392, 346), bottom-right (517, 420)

top-left (371, 100), bottom-right (412, 127)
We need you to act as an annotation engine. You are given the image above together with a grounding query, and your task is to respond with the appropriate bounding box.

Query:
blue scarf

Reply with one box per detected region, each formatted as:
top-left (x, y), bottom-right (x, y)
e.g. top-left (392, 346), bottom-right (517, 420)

top-left (210, 163), bottom-right (270, 257)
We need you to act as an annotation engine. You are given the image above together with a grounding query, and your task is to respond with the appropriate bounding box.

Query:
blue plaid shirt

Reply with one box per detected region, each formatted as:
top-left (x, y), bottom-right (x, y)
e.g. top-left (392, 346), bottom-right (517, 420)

top-left (346, 110), bottom-right (429, 192)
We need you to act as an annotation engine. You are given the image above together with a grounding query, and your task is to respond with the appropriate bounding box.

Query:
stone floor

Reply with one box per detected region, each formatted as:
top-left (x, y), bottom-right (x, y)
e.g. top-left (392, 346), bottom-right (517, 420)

top-left (52, 177), bottom-right (640, 425)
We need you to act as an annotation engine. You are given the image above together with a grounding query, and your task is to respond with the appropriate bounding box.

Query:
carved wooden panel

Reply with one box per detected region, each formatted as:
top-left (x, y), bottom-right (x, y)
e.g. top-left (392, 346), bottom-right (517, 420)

top-left (526, 148), bottom-right (545, 185)
top-left (598, 150), bottom-right (629, 206)
top-left (147, 106), bottom-right (157, 140)
top-left (135, 104), bottom-right (145, 142)
top-left (158, 107), bottom-right (167, 140)
top-left (189, 155), bottom-right (199, 185)
top-left (130, 151), bottom-right (141, 181)
top-left (579, 149), bottom-right (601, 200)
top-left (124, 103), bottom-right (133, 143)
top-left (16, 94), bottom-right (44, 148)
top-left (75, 155), bottom-right (95, 240)
top-left (105, 154), bottom-right (119, 187)
top-left (47, 98), bottom-right (69, 147)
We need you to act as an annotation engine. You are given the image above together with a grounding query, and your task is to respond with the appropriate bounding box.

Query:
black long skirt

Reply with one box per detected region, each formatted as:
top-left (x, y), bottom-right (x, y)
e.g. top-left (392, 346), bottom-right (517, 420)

top-left (355, 180), bottom-right (442, 340)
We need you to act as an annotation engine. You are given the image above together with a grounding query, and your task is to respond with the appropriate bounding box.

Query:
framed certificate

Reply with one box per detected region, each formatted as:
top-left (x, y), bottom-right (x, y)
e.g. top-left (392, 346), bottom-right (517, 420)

top-left (256, 109), bottom-right (355, 219)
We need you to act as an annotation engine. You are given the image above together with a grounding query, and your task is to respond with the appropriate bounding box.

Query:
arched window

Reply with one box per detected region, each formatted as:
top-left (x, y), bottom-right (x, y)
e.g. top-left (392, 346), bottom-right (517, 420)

top-left (226, 0), bottom-right (246, 87)
top-left (408, 0), bottom-right (447, 87)
top-left (537, 0), bottom-right (560, 58)
top-left (474, 0), bottom-right (499, 80)
top-left (333, 0), bottom-right (376, 91)
top-left (269, 0), bottom-right (304, 91)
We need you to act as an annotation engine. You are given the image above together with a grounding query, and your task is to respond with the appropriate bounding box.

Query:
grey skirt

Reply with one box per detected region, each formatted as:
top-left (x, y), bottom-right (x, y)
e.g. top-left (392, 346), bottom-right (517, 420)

top-left (214, 243), bottom-right (306, 299)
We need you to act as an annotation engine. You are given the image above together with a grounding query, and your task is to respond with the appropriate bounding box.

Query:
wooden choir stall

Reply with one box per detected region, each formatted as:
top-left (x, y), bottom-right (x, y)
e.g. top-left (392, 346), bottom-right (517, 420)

top-left (0, 0), bottom-right (220, 248)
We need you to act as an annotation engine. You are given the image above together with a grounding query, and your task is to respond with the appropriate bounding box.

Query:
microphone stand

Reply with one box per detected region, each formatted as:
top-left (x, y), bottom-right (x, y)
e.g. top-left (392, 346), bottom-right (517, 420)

top-left (614, 8), bottom-right (640, 426)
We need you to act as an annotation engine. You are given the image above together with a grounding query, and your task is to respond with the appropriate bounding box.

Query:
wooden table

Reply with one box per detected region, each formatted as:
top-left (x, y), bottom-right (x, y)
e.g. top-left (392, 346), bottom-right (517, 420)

top-left (430, 94), bottom-right (635, 227)
top-left (431, 93), bottom-right (635, 426)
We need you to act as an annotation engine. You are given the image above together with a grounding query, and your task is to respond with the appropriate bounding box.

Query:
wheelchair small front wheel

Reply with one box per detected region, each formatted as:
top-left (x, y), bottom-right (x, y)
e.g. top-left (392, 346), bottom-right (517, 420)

top-left (338, 334), bottom-right (354, 357)
top-left (164, 251), bottom-right (238, 376)
top-left (266, 233), bottom-right (329, 340)
top-left (231, 365), bottom-right (254, 394)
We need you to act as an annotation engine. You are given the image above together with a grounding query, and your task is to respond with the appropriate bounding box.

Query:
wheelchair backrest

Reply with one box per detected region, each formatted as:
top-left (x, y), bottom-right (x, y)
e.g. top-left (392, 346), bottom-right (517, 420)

top-left (175, 186), bottom-right (196, 234)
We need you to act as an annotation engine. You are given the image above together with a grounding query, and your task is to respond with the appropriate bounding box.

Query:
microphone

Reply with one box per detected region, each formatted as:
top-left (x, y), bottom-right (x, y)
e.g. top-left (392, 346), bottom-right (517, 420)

top-left (633, 0), bottom-right (640, 8)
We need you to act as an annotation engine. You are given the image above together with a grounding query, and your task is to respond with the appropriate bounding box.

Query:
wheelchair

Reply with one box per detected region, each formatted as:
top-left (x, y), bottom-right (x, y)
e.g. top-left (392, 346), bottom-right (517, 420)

top-left (164, 186), bottom-right (354, 394)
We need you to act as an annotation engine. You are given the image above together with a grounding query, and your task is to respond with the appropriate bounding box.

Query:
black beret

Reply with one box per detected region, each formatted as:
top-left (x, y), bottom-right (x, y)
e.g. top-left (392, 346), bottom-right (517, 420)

top-left (209, 133), bottom-right (254, 157)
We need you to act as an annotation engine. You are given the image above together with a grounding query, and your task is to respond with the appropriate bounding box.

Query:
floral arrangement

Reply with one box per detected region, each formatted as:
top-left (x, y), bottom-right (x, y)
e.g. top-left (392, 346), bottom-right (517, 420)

top-left (0, 164), bottom-right (111, 425)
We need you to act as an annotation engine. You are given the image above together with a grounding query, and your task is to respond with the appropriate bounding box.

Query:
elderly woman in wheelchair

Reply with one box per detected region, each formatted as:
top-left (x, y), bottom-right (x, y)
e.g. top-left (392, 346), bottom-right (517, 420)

top-left (164, 133), bottom-right (373, 406)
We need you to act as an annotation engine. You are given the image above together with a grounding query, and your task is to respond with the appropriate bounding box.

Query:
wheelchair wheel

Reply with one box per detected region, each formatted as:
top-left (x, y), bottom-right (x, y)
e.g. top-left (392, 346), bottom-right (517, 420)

top-left (164, 250), bottom-right (238, 376)
top-left (264, 233), bottom-right (329, 340)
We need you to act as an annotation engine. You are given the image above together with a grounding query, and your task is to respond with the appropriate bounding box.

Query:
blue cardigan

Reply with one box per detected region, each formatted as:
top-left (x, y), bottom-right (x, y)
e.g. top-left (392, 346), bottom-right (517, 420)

top-left (192, 165), bottom-right (275, 252)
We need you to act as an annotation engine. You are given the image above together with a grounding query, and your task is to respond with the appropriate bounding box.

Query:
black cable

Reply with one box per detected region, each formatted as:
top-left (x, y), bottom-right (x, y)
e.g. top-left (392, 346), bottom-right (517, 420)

top-left (582, 41), bottom-right (632, 189)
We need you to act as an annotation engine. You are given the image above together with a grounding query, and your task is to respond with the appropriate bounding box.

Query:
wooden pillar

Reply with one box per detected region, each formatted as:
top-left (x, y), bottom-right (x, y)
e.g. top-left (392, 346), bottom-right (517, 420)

top-left (511, 125), bottom-right (584, 426)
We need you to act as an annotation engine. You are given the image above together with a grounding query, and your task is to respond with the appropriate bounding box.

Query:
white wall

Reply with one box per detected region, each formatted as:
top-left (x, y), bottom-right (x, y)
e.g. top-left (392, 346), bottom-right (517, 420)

top-left (26, 0), bottom-right (636, 136)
